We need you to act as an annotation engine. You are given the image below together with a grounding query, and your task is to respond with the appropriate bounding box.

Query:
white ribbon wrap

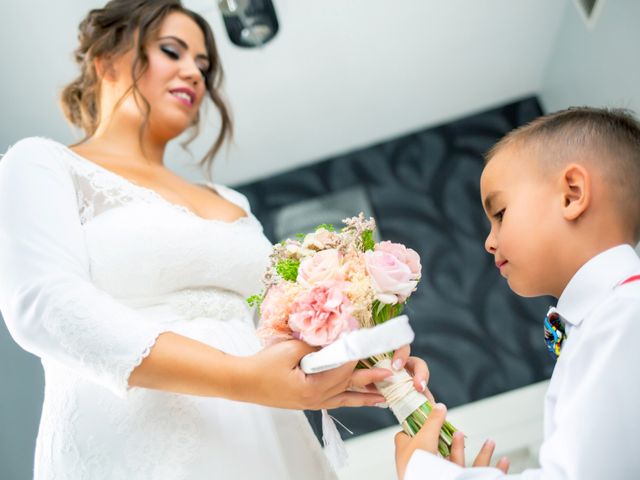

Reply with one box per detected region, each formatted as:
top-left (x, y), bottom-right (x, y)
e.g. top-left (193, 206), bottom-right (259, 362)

top-left (373, 358), bottom-right (427, 423)
top-left (300, 315), bottom-right (415, 373)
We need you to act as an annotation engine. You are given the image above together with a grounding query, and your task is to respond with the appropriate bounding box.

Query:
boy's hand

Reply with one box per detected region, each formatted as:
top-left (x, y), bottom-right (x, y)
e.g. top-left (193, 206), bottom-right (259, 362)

top-left (394, 404), bottom-right (510, 479)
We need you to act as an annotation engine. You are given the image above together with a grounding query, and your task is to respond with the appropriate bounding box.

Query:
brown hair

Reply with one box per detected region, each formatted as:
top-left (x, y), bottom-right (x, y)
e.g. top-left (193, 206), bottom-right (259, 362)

top-left (486, 106), bottom-right (640, 241)
top-left (60, 0), bottom-right (232, 171)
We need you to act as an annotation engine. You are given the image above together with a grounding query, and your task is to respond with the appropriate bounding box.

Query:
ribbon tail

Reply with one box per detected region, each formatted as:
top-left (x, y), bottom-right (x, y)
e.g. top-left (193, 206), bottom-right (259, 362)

top-left (321, 409), bottom-right (348, 470)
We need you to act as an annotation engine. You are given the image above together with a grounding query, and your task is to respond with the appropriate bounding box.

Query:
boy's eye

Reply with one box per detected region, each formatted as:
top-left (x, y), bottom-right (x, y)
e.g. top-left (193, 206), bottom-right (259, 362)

top-left (160, 44), bottom-right (180, 60)
top-left (493, 208), bottom-right (505, 222)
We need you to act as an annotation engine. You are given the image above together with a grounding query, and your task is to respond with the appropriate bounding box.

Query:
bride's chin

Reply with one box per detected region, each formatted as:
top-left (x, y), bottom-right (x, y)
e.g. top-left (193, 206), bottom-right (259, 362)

top-left (148, 117), bottom-right (195, 139)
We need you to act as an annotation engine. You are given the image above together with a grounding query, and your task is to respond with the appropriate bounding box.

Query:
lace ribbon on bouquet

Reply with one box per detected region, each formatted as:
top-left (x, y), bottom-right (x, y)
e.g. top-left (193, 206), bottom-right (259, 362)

top-left (321, 409), bottom-right (350, 470)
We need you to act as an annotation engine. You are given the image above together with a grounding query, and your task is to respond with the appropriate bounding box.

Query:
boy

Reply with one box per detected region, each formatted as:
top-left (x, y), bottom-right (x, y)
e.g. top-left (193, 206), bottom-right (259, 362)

top-left (395, 107), bottom-right (640, 479)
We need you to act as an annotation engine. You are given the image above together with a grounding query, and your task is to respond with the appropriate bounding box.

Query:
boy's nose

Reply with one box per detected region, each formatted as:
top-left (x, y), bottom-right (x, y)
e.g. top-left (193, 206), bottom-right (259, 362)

top-left (484, 232), bottom-right (497, 254)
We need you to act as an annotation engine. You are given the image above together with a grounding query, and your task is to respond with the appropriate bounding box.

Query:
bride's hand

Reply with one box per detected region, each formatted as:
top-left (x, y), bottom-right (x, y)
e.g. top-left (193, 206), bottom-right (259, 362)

top-left (349, 346), bottom-right (435, 403)
top-left (390, 345), bottom-right (435, 403)
top-left (243, 339), bottom-right (391, 410)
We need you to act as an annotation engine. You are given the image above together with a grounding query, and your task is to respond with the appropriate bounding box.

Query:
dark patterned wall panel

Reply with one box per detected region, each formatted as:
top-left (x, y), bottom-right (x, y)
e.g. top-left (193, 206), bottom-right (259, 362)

top-left (236, 96), bottom-right (555, 437)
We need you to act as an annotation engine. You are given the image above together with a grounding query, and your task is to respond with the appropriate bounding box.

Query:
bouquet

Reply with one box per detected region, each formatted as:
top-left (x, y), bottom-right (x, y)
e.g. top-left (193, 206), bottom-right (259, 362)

top-left (249, 213), bottom-right (456, 458)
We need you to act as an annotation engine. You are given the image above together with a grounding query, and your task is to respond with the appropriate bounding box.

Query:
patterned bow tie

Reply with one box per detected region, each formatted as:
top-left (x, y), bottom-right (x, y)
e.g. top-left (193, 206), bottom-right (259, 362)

top-left (544, 306), bottom-right (566, 359)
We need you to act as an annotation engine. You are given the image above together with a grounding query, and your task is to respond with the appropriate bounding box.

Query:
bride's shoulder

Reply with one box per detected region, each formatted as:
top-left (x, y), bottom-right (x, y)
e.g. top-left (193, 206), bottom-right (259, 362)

top-left (208, 182), bottom-right (253, 214)
top-left (1, 137), bottom-right (73, 178)
top-left (2, 136), bottom-right (68, 164)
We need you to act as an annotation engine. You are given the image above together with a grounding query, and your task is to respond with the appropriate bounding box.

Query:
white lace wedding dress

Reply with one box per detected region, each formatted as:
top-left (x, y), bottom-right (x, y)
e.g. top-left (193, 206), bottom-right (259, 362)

top-left (0, 137), bottom-right (336, 479)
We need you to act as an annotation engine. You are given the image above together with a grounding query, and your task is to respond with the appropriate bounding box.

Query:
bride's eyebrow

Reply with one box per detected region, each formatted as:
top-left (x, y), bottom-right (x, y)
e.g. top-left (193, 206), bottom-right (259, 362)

top-left (157, 35), bottom-right (209, 65)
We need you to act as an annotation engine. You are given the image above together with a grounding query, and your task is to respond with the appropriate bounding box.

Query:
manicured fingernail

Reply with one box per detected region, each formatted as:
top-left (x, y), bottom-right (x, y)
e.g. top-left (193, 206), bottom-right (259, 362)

top-left (434, 403), bottom-right (446, 412)
top-left (392, 359), bottom-right (403, 371)
top-left (375, 402), bottom-right (388, 408)
top-left (419, 380), bottom-right (427, 392)
top-left (484, 439), bottom-right (494, 448)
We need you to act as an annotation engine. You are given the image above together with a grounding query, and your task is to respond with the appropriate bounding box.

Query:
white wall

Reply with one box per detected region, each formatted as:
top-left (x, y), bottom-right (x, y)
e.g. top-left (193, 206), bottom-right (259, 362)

top-left (0, 0), bottom-right (103, 150)
top-left (540, 0), bottom-right (640, 114)
top-left (0, 0), bottom-right (567, 185)
top-left (539, 0), bottom-right (640, 254)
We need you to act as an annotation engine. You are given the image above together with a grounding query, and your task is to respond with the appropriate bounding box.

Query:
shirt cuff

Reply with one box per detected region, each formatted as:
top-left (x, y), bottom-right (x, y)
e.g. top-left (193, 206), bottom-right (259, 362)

top-left (405, 450), bottom-right (463, 479)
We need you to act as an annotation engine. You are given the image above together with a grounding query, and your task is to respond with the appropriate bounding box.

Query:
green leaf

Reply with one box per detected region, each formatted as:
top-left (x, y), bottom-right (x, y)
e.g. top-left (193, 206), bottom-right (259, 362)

top-left (361, 230), bottom-right (375, 251)
top-left (275, 259), bottom-right (300, 282)
top-left (247, 293), bottom-right (264, 309)
top-left (316, 223), bottom-right (335, 232)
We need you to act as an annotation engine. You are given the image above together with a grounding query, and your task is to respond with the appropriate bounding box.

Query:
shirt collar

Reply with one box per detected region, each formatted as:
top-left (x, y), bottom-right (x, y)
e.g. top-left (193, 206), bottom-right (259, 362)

top-left (556, 244), bottom-right (640, 327)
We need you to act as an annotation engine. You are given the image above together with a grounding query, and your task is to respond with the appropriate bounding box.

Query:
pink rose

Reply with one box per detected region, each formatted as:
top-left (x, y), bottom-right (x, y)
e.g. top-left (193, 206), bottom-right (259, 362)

top-left (256, 284), bottom-right (296, 345)
top-left (375, 241), bottom-right (422, 280)
top-left (364, 250), bottom-right (418, 304)
top-left (297, 249), bottom-right (345, 286)
top-left (288, 282), bottom-right (358, 346)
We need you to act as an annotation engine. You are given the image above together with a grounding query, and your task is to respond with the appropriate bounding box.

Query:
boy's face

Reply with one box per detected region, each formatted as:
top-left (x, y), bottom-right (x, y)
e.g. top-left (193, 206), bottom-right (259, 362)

top-left (480, 145), bottom-right (561, 297)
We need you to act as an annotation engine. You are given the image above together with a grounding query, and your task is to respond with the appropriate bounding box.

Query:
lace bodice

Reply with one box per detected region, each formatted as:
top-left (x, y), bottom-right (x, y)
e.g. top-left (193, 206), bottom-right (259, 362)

top-left (0, 137), bottom-right (335, 480)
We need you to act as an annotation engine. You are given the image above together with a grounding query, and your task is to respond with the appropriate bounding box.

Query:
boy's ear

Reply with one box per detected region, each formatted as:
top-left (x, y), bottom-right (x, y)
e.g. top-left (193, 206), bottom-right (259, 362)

top-left (560, 163), bottom-right (591, 221)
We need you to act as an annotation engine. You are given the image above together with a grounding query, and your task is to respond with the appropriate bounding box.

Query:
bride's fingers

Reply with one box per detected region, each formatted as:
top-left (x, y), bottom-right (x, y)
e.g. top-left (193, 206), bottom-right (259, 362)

top-left (423, 387), bottom-right (436, 403)
top-left (349, 384), bottom-right (380, 393)
top-left (449, 431), bottom-right (465, 466)
top-left (348, 367), bottom-right (393, 390)
top-left (309, 362), bottom-right (391, 400)
top-left (392, 345), bottom-right (410, 370)
top-left (321, 391), bottom-right (386, 409)
top-left (404, 356), bottom-right (430, 394)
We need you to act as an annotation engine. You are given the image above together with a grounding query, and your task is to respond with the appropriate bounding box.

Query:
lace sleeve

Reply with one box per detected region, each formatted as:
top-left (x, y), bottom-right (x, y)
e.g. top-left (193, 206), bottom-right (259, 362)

top-left (0, 138), bottom-right (169, 398)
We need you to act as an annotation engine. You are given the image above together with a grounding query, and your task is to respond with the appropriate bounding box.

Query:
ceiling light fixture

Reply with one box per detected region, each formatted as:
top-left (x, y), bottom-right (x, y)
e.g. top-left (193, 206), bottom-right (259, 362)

top-left (217, 0), bottom-right (279, 48)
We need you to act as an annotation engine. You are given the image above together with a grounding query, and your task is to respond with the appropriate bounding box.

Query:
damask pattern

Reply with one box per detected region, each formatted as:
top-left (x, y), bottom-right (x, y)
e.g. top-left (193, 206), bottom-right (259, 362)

top-left (236, 97), bottom-right (555, 437)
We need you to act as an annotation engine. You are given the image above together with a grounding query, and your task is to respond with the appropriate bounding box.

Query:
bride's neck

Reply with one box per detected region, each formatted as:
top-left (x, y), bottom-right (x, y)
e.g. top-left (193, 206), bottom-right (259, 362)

top-left (84, 120), bottom-right (167, 167)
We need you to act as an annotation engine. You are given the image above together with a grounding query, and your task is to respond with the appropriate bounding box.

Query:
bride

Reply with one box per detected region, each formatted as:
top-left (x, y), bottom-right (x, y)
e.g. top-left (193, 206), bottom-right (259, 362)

top-left (0, 1), bottom-right (429, 478)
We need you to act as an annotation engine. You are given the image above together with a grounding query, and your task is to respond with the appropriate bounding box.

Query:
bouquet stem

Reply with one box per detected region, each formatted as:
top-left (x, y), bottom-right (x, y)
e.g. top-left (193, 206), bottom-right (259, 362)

top-left (402, 401), bottom-right (456, 457)
top-left (369, 358), bottom-right (456, 457)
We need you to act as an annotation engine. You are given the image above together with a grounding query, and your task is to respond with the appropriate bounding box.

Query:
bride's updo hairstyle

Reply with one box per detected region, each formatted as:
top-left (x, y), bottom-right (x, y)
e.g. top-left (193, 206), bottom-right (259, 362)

top-left (60, 0), bottom-right (232, 170)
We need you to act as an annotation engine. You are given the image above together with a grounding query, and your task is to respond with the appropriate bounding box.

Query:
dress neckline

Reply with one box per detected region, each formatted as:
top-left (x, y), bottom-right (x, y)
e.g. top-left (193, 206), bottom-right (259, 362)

top-left (59, 141), bottom-right (251, 225)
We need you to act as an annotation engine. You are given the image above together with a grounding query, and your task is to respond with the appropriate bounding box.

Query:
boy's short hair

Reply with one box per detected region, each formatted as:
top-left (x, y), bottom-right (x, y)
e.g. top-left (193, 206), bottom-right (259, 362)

top-left (486, 106), bottom-right (640, 242)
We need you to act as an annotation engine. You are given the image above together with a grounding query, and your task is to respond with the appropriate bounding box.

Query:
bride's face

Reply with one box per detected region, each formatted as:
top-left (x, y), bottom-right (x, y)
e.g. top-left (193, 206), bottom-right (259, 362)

top-left (103, 11), bottom-right (210, 139)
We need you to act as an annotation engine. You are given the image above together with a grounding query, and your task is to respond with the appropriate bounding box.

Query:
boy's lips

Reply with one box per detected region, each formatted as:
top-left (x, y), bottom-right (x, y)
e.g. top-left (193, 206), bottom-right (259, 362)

top-left (496, 260), bottom-right (508, 270)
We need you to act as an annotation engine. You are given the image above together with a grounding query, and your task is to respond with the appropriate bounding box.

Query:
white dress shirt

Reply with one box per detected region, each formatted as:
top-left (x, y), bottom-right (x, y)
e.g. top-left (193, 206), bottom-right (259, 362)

top-left (405, 244), bottom-right (640, 479)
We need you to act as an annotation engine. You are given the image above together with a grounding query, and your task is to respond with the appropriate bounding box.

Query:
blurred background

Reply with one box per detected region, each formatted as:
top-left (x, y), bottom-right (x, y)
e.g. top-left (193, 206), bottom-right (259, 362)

top-left (1, 0), bottom-right (639, 478)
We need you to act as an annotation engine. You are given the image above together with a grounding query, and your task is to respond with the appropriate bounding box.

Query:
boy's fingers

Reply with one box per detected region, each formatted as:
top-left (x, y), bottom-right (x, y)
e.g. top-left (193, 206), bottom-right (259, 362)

top-left (472, 439), bottom-right (496, 467)
top-left (394, 431), bottom-right (410, 450)
top-left (449, 431), bottom-right (465, 466)
top-left (496, 456), bottom-right (510, 474)
top-left (394, 432), bottom-right (411, 480)
top-left (411, 403), bottom-right (448, 452)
